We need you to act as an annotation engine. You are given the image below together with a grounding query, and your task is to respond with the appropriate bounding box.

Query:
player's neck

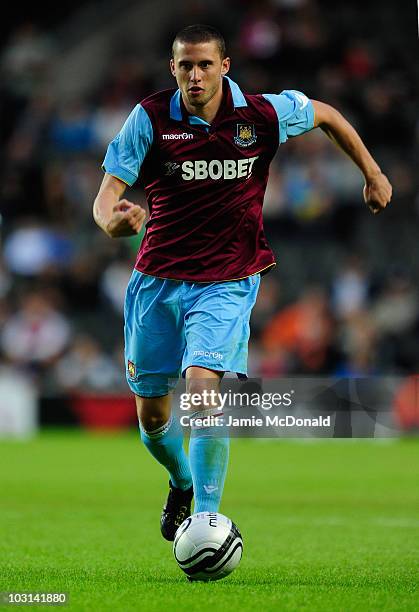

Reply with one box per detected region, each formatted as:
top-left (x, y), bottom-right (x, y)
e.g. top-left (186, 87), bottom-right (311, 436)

top-left (183, 86), bottom-right (223, 125)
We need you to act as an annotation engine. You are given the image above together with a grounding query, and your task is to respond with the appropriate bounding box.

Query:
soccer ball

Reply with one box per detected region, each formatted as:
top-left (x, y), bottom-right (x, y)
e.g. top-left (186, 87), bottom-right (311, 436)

top-left (173, 512), bottom-right (243, 581)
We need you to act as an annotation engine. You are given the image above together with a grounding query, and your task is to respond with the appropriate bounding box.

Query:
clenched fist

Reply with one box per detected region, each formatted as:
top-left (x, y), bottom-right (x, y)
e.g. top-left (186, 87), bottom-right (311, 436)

top-left (363, 173), bottom-right (393, 215)
top-left (106, 199), bottom-right (146, 238)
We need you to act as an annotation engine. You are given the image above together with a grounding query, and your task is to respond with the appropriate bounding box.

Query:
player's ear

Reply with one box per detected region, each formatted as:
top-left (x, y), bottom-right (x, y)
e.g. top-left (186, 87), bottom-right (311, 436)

top-left (170, 58), bottom-right (176, 77)
top-left (221, 57), bottom-right (230, 76)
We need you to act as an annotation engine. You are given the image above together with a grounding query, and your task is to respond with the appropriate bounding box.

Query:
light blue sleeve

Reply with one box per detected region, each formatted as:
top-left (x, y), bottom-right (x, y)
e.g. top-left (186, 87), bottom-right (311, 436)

top-left (102, 104), bottom-right (153, 186)
top-left (263, 90), bottom-right (315, 144)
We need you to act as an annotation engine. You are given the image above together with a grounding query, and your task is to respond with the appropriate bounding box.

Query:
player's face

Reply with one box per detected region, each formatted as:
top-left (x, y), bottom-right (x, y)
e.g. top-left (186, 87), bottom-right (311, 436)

top-left (170, 41), bottom-right (230, 109)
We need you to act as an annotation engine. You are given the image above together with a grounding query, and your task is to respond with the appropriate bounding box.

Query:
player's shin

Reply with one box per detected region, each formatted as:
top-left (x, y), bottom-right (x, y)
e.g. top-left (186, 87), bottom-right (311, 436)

top-left (140, 414), bottom-right (192, 491)
top-left (189, 408), bottom-right (230, 513)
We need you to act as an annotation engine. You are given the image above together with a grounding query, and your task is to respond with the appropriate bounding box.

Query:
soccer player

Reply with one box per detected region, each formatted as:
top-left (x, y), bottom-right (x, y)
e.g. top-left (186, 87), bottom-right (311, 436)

top-left (93, 24), bottom-right (392, 540)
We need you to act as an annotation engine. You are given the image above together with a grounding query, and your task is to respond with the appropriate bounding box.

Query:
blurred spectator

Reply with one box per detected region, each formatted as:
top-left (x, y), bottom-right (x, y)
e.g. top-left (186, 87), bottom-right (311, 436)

top-left (335, 310), bottom-right (377, 376)
top-left (238, 3), bottom-right (282, 61)
top-left (3, 221), bottom-right (74, 275)
top-left (100, 258), bottom-right (133, 315)
top-left (282, 161), bottom-right (333, 220)
top-left (331, 255), bottom-right (369, 319)
top-left (261, 287), bottom-right (336, 373)
top-left (373, 273), bottom-right (418, 337)
top-left (372, 272), bottom-right (419, 372)
top-left (48, 100), bottom-right (95, 154)
top-left (0, 22), bottom-right (54, 98)
top-left (53, 333), bottom-right (124, 391)
top-left (1, 291), bottom-right (71, 372)
top-left (91, 93), bottom-right (131, 151)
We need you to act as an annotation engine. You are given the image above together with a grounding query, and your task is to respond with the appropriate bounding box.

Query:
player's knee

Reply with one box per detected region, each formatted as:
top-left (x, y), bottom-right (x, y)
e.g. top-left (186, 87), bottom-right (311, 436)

top-left (141, 414), bottom-right (168, 431)
top-left (135, 395), bottom-right (171, 431)
top-left (186, 378), bottom-right (221, 412)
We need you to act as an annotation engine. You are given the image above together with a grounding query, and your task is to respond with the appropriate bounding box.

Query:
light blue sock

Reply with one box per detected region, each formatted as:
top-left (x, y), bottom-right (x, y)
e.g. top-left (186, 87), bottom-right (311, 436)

top-left (189, 427), bottom-right (230, 513)
top-left (140, 415), bottom-right (192, 491)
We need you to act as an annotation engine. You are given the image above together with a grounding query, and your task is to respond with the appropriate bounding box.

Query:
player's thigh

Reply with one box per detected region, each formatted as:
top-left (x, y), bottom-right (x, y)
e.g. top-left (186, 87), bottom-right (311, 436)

top-left (124, 270), bottom-right (185, 397)
top-left (182, 274), bottom-right (260, 376)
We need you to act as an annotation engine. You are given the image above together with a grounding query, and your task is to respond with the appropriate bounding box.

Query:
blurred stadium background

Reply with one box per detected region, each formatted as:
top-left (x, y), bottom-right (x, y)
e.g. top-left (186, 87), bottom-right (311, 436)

top-left (0, 0), bottom-right (418, 435)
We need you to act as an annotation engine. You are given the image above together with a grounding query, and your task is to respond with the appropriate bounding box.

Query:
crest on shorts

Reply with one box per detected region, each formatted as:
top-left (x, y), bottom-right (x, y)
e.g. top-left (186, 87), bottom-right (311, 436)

top-left (127, 360), bottom-right (136, 379)
top-left (234, 123), bottom-right (257, 147)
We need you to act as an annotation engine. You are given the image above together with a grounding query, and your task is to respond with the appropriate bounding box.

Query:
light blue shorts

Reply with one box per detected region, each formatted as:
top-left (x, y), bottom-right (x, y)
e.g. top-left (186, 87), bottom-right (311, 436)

top-left (124, 270), bottom-right (260, 397)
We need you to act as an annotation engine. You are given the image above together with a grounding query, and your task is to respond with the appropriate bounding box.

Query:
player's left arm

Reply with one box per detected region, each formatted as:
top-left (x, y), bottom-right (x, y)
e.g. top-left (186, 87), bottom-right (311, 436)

top-left (311, 100), bottom-right (392, 214)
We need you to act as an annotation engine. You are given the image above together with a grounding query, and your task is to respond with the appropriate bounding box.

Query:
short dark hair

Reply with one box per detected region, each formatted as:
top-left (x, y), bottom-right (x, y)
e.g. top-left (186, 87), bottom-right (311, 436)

top-left (172, 24), bottom-right (226, 59)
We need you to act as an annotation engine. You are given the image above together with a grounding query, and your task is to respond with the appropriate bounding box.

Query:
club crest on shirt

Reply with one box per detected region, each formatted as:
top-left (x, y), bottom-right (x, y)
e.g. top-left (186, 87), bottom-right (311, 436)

top-left (234, 123), bottom-right (257, 147)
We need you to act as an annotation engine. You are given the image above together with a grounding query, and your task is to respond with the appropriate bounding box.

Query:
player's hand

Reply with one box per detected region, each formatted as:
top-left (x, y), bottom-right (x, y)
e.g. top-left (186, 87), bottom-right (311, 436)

top-left (105, 199), bottom-right (146, 237)
top-left (363, 173), bottom-right (392, 215)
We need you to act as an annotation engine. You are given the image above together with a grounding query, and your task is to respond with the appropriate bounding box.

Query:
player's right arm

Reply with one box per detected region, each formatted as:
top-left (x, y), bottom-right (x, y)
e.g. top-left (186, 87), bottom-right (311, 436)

top-left (93, 102), bottom-right (153, 238)
top-left (93, 173), bottom-right (145, 238)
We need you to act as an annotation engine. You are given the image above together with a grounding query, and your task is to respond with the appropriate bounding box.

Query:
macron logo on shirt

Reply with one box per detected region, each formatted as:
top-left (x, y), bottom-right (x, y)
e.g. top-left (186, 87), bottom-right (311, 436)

top-left (162, 132), bottom-right (194, 140)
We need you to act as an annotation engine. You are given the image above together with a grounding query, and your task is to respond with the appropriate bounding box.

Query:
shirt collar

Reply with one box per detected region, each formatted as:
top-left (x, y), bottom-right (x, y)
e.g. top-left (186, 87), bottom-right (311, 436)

top-left (169, 76), bottom-right (247, 122)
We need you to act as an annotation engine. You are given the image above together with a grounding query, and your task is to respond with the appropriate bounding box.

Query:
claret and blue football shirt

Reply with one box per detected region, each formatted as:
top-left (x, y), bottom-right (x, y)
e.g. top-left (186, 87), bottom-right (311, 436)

top-left (103, 76), bottom-right (315, 282)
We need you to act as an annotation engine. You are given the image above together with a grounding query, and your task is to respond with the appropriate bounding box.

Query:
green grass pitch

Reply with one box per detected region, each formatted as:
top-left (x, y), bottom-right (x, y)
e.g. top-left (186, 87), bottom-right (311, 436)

top-left (0, 431), bottom-right (418, 611)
